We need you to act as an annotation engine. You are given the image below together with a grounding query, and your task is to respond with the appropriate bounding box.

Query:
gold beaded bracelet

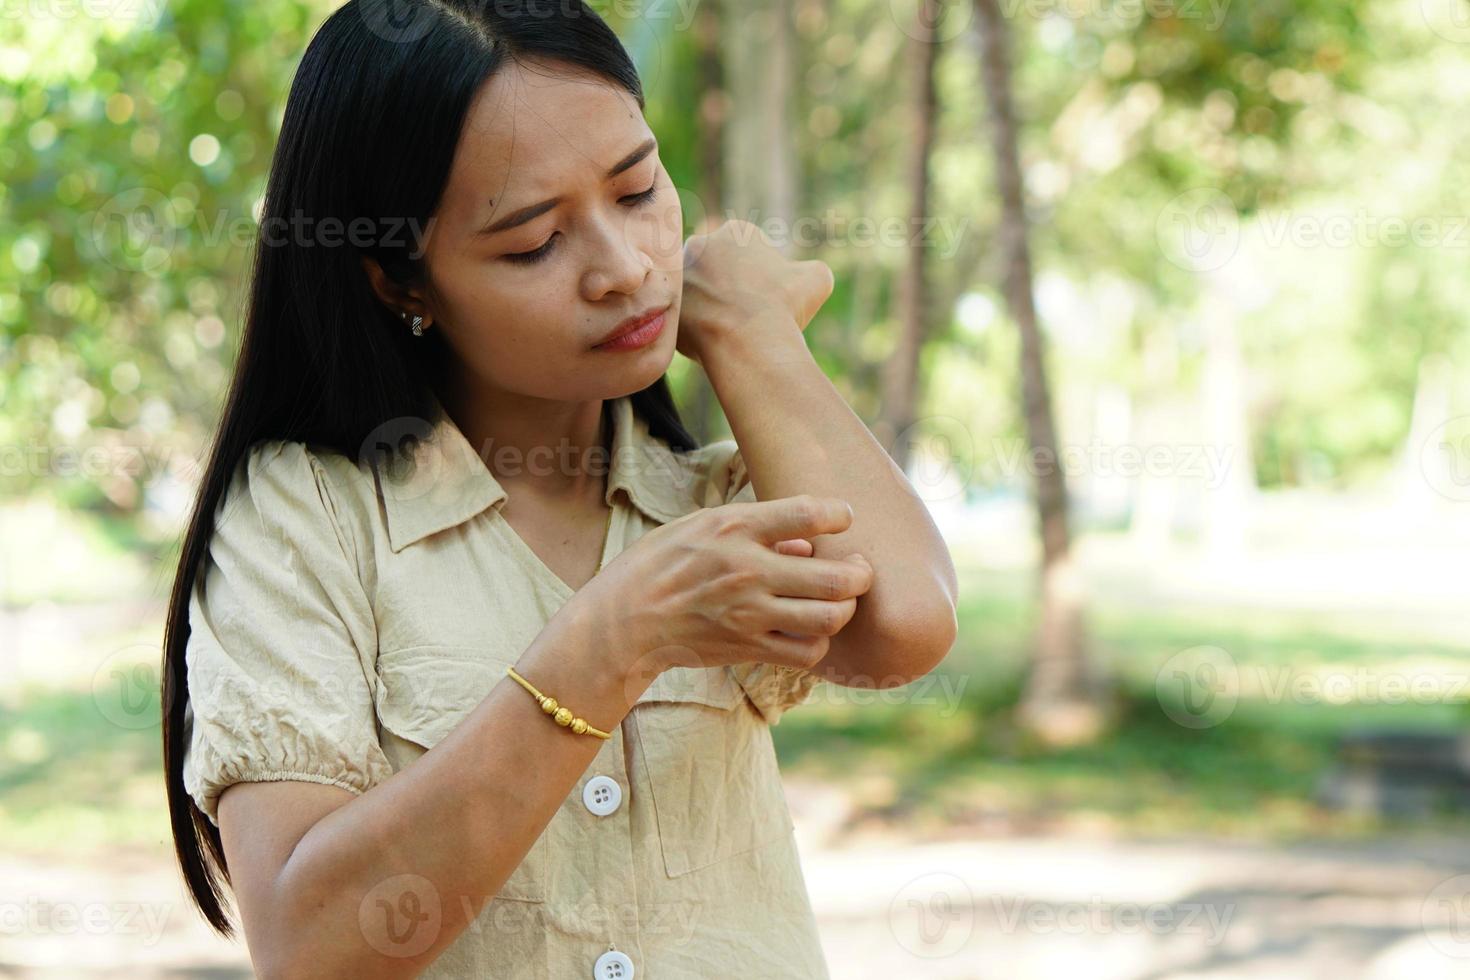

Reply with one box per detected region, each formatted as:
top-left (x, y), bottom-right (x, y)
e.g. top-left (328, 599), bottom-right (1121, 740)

top-left (504, 666), bottom-right (613, 740)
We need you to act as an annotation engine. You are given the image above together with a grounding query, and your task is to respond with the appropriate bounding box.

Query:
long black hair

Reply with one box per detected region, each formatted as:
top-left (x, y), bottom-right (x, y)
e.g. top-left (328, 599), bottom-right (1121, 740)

top-left (163, 0), bottom-right (697, 937)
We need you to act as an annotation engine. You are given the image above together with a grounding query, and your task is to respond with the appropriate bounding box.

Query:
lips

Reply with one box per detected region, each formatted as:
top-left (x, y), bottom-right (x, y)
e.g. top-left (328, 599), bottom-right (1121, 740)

top-left (595, 304), bottom-right (669, 348)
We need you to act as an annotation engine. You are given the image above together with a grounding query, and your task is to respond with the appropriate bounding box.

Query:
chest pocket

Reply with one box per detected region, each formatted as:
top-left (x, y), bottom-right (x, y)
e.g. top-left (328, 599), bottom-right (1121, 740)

top-left (632, 666), bottom-right (796, 878)
top-left (373, 644), bottom-right (548, 904)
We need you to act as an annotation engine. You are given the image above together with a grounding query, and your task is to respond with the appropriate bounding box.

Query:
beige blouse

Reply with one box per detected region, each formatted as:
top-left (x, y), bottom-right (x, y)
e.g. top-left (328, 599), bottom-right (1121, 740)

top-left (182, 391), bottom-right (831, 978)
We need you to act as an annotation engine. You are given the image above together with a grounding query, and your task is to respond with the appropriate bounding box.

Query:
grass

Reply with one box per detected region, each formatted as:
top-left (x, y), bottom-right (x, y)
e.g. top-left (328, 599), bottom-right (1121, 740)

top-left (771, 568), bottom-right (1470, 842)
top-left (0, 685), bottom-right (167, 854)
top-left (5, 502), bottom-right (1470, 854)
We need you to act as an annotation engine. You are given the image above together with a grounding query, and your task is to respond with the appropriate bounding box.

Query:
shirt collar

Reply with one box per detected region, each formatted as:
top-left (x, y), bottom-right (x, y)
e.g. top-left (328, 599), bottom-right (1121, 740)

top-left (379, 391), bottom-right (696, 552)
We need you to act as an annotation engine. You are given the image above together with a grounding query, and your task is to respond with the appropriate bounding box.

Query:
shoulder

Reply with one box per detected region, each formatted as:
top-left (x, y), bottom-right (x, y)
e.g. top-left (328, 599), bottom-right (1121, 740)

top-left (216, 439), bottom-right (333, 525)
top-left (213, 438), bottom-right (378, 568)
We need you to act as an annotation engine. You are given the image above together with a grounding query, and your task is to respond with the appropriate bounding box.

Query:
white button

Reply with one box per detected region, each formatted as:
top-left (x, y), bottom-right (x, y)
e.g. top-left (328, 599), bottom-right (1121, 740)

top-left (583, 775), bottom-right (622, 816)
top-left (593, 949), bottom-right (634, 979)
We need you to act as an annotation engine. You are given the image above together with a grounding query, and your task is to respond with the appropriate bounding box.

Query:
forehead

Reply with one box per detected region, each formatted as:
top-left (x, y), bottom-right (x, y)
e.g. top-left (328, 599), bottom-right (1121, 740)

top-left (441, 57), bottom-right (649, 224)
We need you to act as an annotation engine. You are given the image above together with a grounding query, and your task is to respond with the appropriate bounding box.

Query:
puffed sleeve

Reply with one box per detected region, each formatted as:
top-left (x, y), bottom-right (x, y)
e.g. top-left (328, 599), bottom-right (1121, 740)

top-left (710, 441), bottom-right (825, 726)
top-left (181, 439), bottom-right (393, 827)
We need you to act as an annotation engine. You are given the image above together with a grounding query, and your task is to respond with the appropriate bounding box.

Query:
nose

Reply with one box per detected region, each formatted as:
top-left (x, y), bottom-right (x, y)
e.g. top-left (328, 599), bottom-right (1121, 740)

top-left (581, 211), bottom-right (653, 301)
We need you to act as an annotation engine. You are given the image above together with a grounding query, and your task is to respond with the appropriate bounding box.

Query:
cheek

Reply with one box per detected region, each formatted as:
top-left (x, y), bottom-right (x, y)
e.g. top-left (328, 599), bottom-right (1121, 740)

top-left (657, 194), bottom-right (684, 263)
top-left (628, 180), bottom-right (686, 273)
top-left (434, 261), bottom-right (578, 359)
top-left (479, 291), bottom-right (570, 354)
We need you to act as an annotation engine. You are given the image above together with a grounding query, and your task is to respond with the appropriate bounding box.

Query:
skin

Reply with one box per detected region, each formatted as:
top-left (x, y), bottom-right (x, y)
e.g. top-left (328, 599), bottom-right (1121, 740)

top-left (365, 55), bottom-right (688, 588)
top-left (218, 57), bottom-right (877, 978)
top-left (674, 220), bottom-right (958, 687)
top-left (363, 55), bottom-right (832, 588)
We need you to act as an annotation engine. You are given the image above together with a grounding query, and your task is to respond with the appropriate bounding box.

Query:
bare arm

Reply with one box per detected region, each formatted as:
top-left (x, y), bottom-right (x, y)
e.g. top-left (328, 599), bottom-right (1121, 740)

top-left (218, 595), bottom-right (651, 980)
top-left (678, 220), bottom-right (958, 688)
top-left (701, 319), bottom-right (959, 687)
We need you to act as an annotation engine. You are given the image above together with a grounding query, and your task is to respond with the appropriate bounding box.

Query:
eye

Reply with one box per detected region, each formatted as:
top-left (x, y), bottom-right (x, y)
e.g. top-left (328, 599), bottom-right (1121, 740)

top-left (501, 183), bottom-right (657, 266)
top-left (621, 183), bottom-right (658, 207)
top-left (504, 232), bottom-right (559, 265)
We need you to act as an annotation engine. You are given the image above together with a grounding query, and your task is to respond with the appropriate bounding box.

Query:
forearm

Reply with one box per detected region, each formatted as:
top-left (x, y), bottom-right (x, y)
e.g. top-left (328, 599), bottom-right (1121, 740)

top-left (262, 599), bottom-right (654, 979)
top-left (700, 319), bottom-right (958, 683)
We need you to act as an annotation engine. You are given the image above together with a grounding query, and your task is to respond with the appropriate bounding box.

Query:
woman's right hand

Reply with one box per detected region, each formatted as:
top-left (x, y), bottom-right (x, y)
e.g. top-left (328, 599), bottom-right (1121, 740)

top-left (583, 494), bottom-right (874, 683)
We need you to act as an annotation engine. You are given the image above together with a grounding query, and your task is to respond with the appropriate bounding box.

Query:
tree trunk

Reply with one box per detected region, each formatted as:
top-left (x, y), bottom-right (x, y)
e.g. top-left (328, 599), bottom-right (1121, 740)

top-left (707, 0), bottom-right (797, 441)
top-left (1198, 285), bottom-right (1255, 561)
top-left (973, 0), bottom-right (1107, 745)
top-left (877, 0), bottom-right (943, 473)
top-left (724, 0), bottom-right (796, 237)
top-left (1397, 353), bottom-right (1454, 516)
top-left (686, 0), bottom-right (728, 444)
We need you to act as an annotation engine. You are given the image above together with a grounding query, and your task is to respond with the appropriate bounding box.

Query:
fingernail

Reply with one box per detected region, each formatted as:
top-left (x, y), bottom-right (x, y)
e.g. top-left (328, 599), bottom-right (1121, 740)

top-left (846, 553), bottom-right (870, 565)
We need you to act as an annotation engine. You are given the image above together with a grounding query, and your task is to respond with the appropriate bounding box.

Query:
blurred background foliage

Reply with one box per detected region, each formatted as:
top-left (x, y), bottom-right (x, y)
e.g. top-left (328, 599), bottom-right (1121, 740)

top-left (3, 0), bottom-right (1470, 972)
top-left (2, 0), bottom-right (1470, 881)
top-left (3, 0), bottom-right (1466, 523)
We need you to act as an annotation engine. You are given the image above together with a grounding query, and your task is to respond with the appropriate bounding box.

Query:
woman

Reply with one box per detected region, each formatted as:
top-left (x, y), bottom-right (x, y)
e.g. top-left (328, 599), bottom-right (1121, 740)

top-left (162, 1), bottom-right (958, 976)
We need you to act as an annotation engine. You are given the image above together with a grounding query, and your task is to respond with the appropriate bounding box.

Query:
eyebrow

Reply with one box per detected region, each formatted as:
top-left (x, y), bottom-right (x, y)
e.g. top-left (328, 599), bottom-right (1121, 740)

top-left (475, 137), bottom-right (658, 237)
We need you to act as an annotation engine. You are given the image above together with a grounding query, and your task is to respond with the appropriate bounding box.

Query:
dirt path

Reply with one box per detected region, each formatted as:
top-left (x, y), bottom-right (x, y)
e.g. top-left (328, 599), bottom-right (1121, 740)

top-left (801, 832), bottom-right (1470, 979)
top-left (4, 825), bottom-right (1470, 979)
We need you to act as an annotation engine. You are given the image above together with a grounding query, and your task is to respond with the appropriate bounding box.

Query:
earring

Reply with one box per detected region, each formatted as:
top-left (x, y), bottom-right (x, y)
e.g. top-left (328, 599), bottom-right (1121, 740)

top-left (398, 311), bottom-right (425, 336)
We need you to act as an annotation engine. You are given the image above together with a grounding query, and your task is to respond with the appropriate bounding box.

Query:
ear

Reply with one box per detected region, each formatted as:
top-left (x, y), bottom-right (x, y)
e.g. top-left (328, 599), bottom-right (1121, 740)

top-left (359, 255), bottom-right (431, 324)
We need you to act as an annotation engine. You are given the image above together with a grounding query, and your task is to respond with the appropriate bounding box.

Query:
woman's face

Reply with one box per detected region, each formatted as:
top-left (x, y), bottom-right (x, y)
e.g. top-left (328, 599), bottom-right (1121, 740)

top-left (419, 57), bottom-right (684, 403)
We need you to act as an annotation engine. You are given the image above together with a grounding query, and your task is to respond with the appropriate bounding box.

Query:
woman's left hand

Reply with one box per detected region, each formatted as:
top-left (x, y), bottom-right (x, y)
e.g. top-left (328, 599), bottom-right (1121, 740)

top-left (676, 219), bottom-right (834, 367)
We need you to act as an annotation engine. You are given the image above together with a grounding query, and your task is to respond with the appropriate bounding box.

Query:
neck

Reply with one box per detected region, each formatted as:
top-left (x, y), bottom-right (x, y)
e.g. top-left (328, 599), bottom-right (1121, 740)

top-left (436, 376), bottom-right (613, 504)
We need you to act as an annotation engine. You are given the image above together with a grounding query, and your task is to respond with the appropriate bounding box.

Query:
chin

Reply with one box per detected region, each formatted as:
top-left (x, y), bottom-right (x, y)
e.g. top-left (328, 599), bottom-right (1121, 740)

top-left (629, 339), bottom-right (678, 389)
top-left (581, 350), bottom-right (668, 401)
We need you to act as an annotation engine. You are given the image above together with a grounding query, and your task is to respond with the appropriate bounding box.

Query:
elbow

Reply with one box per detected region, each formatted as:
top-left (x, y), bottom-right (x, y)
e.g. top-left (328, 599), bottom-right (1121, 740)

top-left (882, 554), bottom-right (959, 678)
top-left (866, 595), bottom-right (958, 686)
top-left (928, 597), bottom-right (960, 666)
top-left (908, 597), bottom-right (959, 675)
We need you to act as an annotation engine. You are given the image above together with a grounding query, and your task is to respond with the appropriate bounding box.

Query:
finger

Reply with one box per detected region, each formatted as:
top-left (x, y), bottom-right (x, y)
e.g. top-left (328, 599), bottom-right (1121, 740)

top-left (756, 630), bottom-right (829, 669)
top-left (788, 260), bottom-right (833, 327)
top-left (738, 494), bottom-right (854, 544)
top-left (803, 258), bottom-right (834, 294)
top-left (762, 595), bottom-right (858, 637)
top-left (773, 537), bottom-right (814, 557)
top-left (760, 552), bottom-right (873, 600)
